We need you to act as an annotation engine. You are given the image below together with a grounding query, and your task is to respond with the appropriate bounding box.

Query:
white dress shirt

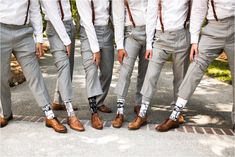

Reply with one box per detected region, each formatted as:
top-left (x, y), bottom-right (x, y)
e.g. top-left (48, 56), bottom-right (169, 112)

top-left (146, 0), bottom-right (190, 50)
top-left (0, 0), bottom-right (43, 43)
top-left (112, 0), bottom-right (148, 50)
top-left (41, 0), bottom-right (72, 46)
top-left (76, 0), bottom-right (111, 53)
top-left (190, 0), bottom-right (235, 44)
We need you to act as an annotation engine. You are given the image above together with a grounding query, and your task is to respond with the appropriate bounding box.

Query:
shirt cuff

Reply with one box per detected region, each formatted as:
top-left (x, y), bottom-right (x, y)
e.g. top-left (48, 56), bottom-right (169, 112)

top-left (191, 34), bottom-right (199, 44)
top-left (63, 39), bottom-right (72, 46)
top-left (91, 44), bottom-right (100, 53)
top-left (35, 34), bottom-right (43, 43)
top-left (146, 43), bottom-right (153, 50)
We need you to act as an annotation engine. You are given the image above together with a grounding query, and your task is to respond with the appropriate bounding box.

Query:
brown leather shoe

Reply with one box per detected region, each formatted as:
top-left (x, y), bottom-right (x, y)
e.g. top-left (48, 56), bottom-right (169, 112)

top-left (67, 116), bottom-right (85, 132)
top-left (155, 118), bottom-right (179, 132)
top-left (128, 116), bottom-right (147, 130)
top-left (45, 117), bottom-right (67, 133)
top-left (0, 114), bottom-right (13, 128)
top-left (134, 105), bottom-right (141, 115)
top-left (98, 104), bottom-right (112, 113)
top-left (91, 113), bottom-right (103, 130)
top-left (52, 103), bottom-right (78, 111)
top-left (112, 114), bottom-right (124, 128)
top-left (178, 114), bottom-right (185, 124)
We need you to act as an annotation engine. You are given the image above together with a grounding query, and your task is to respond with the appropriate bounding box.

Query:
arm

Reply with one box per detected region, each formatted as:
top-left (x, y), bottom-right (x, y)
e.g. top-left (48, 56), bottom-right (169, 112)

top-left (112, 0), bottom-right (125, 50)
top-left (75, 0), bottom-right (100, 53)
top-left (41, 0), bottom-right (71, 46)
top-left (146, 0), bottom-right (158, 51)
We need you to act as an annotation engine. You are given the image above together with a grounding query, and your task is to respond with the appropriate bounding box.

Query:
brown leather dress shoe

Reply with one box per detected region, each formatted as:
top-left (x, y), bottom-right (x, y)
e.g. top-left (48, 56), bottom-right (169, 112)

top-left (155, 118), bottom-right (179, 132)
top-left (0, 114), bottom-right (13, 128)
top-left (112, 114), bottom-right (124, 128)
top-left (98, 104), bottom-right (112, 113)
top-left (45, 117), bottom-right (67, 133)
top-left (91, 113), bottom-right (103, 130)
top-left (67, 116), bottom-right (85, 132)
top-left (52, 103), bottom-right (78, 111)
top-left (178, 114), bottom-right (185, 124)
top-left (134, 105), bottom-right (141, 115)
top-left (128, 116), bottom-right (147, 130)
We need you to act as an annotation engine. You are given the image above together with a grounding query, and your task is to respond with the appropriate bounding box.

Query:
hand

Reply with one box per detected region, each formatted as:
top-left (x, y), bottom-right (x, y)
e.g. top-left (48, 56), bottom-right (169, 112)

top-left (118, 49), bottom-right (128, 64)
top-left (93, 52), bottom-right (101, 67)
top-left (66, 44), bottom-right (71, 57)
top-left (190, 43), bottom-right (199, 61)
top-left (36, 43), bottom-right (44, 58)
top-left (145, 50), bottom-right (153, 60)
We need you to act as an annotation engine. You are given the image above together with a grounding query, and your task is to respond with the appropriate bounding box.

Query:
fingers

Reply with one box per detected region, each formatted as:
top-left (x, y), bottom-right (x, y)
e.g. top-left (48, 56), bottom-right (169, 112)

top-left (36, 43), bottom-right (43, 59)
top-left (66, 44), bottom-right (71, 57)
top-left (145, 51), bottom-right (149, 60)
top-left (190, 44), bottom-right (198, 61)
top-left (145, 50), bottom-right (153, 60)
top-left (93, 52), bottom-right (100, 67)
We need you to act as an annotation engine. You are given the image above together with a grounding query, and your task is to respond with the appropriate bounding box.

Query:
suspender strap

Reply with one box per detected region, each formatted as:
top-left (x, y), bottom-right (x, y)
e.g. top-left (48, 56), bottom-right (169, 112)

top-left (184, 0), bottom-right (191, 29)
top-left (211, 0), bottom-right (218, 21)
top-left (91, 0), bottom-right (95, 24)
top-left (158, 0), bottom-right (164, 32)
top-left (124, 0), bottom-right (136, 28)
top-left (109, 0), bottom-right (112, 17)
top-left (58, 0), bottom-right (65, 21)
top-left (24, 0), bottom-right (30, 25)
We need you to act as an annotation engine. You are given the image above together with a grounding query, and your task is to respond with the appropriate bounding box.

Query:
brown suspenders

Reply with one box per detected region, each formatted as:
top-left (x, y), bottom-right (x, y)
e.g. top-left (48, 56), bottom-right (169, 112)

top-left (58, 0), bottom-right (65, 21)
top-left (158, 0), bottom-right (164, 32)
top-left (24, 0), bottom-right (30, 25)
top-left (211, 0), bottom-right (218, 21)
top-left (124, 0), bottom-right (136, 28)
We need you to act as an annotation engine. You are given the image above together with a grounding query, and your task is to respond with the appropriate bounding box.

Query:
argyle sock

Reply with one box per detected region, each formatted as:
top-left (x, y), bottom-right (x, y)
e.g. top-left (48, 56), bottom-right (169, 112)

top-left (64, 100), bottom-right (75, 117)
top-left (88, 96), bottom-right (98, 113)
top-left (117, 98), bottom-right (125, 114)
top-left (42, 104), bottom-right (55, 119)
top-left (138, 101), bottom-right (150, 118)
top-left (170, 97), bottom-right (187, 121)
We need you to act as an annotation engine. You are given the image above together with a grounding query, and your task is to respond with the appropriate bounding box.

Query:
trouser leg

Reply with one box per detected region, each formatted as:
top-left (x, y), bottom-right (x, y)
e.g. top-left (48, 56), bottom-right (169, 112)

top-left (114, 37), bottom-right (141, 99)
top-left (135, 45), bottom-right (148, 105)
top-left (0, 27), bottom-right (12, 118)
top-left (172, 48), bottom-right (190, 102)
top-left (141, 48), bottom-right (170, 102)
top-left (96, 46), bottom-right (114, 106)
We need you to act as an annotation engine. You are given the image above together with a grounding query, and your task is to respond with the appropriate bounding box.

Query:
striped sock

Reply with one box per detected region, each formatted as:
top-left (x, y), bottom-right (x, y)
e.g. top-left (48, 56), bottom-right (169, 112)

top-left (42, 105), bottom-right (55, 119)
top-left (64, 100), bottom-right (75, 117)
top-left (138, 101), bottom-right (150, 118)
top-left (117, 99), bottom-right (125, 114)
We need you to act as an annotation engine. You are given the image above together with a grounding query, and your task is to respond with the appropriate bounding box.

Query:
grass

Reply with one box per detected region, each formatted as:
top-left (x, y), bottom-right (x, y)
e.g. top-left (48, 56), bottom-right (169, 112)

top-left (206, 60), bottom-right (232, 85)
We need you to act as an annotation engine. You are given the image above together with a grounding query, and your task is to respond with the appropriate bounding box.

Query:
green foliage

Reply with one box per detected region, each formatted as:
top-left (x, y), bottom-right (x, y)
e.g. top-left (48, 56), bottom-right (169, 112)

top-left (206, 60), bottom-right (232, 84)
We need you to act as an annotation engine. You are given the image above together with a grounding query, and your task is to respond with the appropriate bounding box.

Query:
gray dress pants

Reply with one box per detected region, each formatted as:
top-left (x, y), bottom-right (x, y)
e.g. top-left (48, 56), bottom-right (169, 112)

top-left (114, 26), bottom-right (148, 105)
top-left (141, 28), bottom-right (190, 102)
top-left (46, 20), bottom-right (76, 104)
top-left (80, 25), bottom-right (114, 106)
top-left (177, 17), bottom-right (234, 125)
top-left (0, 23), bottom-right (52, 118)
top-left (46, 20), bottom-right (75, 103)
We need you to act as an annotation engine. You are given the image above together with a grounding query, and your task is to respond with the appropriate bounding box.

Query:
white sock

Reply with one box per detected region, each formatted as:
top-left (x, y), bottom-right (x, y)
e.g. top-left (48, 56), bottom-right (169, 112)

top-left (42, 105), bottom-right (55, 119)
top-left (64, 100), bottom-right (75, 117)
top-left (170, 97), bottom-right (187, 121)
top-left (117, 99), bottom-right (125, 114)
top-left (138, 101), bottom-right (150, 118)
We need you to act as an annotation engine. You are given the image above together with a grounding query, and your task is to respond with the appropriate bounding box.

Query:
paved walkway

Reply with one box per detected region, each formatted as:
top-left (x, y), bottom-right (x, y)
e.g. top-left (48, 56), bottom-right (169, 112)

top-left (1, 40), bottom-right (234, 157)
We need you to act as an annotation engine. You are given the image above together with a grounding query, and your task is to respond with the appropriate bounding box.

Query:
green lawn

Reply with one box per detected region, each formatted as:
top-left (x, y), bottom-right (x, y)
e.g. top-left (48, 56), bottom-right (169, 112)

top-left (206, 60), bottom-right (232, 85)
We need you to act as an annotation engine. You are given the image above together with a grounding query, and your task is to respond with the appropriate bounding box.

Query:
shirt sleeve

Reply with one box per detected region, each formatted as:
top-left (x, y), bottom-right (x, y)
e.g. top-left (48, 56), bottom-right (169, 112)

top-left (146, 0), bottom-right (158, 50)
top-left (112, 0), bottom-right (125, 50)
top-left (76, 0), bottom-right (100, 53)
top-left (41, 0), bottom-right (71, 46)
top-left (190, 0), bottom-right (208, 44)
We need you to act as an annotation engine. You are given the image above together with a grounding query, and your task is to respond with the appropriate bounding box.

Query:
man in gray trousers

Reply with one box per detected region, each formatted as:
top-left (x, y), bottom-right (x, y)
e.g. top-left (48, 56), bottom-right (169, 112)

top-left (156, 0), bottom-right (235, 132)
top-left (128, 0), bottom-right (191, 130)
top-left (40, 0), bottom-right (84, 132)
top-left (0, 0), bottom-right (67, 133)
top-left (111, 0), bottom-right (149, 128)
top-left (76, 0), bottom-right (114, 129)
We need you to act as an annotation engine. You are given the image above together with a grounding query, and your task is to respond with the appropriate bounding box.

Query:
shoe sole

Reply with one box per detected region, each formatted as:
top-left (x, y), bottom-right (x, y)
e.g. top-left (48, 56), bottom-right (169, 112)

top-left (155, 124), bottom-right (180, 132)
top-left (128, 121), bottom-right (147, 130)
top-left (45, 124), bottom-right (67, 133)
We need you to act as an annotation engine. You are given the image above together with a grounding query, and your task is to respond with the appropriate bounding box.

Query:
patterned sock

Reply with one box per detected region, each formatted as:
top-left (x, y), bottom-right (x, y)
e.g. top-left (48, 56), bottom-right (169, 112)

top-left (64, 100), bottom-right (75, 117)
top-left (138, 101), bottom-right (150, 118)
top-left (117, 99), bottom-right (125, 114)
top-left (42, 104), bottom-right (55, 119)
top-left (170, 97), bottom-right (187, 121)
top-left (88, 96), bottom-right (97, 113)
